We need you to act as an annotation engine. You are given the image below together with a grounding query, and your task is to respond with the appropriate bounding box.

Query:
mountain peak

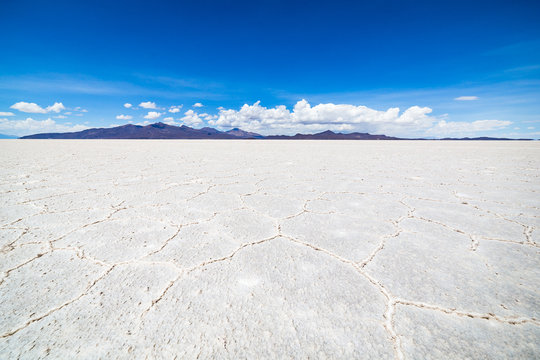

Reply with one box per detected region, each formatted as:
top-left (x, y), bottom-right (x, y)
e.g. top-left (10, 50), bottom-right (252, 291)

top-left (318, 130), bottom-right (336, 135)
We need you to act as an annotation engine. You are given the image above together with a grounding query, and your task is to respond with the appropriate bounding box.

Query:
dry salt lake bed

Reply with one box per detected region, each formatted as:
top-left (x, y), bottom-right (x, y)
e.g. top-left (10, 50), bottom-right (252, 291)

top-left (0, 140), bottom-right (539, 359)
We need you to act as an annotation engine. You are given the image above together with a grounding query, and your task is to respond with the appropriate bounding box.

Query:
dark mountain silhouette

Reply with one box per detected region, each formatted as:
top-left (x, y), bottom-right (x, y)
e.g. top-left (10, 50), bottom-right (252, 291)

top-left (21, 123), bottom-right (241, 139)
top-left (19, 122), bottom-right (534, 140)
top-left (440, 136), bottom-right (532, 141)
top-left (225, 128), bottom-right (265, 138)
top-left (266, 130), bottom-right (401, 140)
top-left (20, 124), bottom-right (400, 140)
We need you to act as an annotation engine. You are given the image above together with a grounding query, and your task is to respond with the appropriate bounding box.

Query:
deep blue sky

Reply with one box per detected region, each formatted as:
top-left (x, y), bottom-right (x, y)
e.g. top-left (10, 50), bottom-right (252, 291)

top-left (0, 0), bottom-right (539, 137)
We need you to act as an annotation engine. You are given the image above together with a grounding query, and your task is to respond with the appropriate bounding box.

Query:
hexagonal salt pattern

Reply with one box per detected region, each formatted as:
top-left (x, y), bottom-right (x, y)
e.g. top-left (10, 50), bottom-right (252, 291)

top-left (0, 140), bottom-right (539, 359)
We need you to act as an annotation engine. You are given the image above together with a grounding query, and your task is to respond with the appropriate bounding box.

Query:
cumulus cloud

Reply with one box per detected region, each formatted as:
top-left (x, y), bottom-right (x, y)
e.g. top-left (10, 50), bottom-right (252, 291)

top-left (162, 117), bottom-right (181, 126)
top-left (210, 100), bottom-right (435, 136)
top-left (135, 120), bottom-right (152, 126)
top-left (169, 105), bottom-right (183, 113)
top-left (180, 110), bottom-right (203, 126)
top-left (426, 119), bottom-right (511, 137)
top-left (124, 103), bottom-right (132, 108)
top-left (116, 114), bottom-right (133, 120)
top-left (139, 101), bottom-right (157, 109)
top-left (144, 111), bottom-right (162, 120)
top-left (454, 96), bottom-right (479, 101)
top-left (0, 112), bottom-right (14, 116)
top-left (45, 102), bottom-right (66, 113)
top-left (10, 101), bottom-right (66, 114)
top-left (11, 102), bottom-right (46, 113)
top-left (200, 113), bottom-right (217, 121)
top-left (193, 102), bottom-right (203, 108)
top-left (0, 117), bottom-right (89, 136)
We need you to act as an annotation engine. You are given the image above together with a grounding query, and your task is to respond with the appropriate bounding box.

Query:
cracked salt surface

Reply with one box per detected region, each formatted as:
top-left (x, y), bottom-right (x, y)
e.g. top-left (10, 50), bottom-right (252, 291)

top-left (0, 140), bottom-right (539, 359)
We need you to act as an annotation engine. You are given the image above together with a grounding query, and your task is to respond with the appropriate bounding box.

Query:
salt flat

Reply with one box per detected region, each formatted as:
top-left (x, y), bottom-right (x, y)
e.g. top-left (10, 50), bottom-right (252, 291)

top-left (0, 140), bottom-right (539, 359)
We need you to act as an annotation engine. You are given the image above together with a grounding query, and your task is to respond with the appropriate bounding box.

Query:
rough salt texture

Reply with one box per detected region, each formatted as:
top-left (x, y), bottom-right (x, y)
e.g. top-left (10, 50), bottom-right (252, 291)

top-left (0, 140), bottom-right (539, 359)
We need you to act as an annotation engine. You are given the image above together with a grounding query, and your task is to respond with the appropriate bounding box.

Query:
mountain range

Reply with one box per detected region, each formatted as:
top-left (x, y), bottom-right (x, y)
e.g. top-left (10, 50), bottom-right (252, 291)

top-left (19, 122), bottom-right (400, 140)
top-left (17, 122), bottom-right (534, 140)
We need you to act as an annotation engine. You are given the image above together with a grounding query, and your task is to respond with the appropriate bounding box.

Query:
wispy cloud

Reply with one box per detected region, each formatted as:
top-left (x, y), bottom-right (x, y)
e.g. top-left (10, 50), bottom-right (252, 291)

top-left (116, 114), bottom-right (133, 120)
top-left (454, 96), bottom-right (478, 101)
top-left (426, 119), bottom-right (511, 137)
top-left (0, 74), bottom-right (228, 100)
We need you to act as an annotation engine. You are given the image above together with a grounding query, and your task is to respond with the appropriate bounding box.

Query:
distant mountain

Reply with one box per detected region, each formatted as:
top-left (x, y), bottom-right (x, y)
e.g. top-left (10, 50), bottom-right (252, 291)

top-left (266, 130), bottom-right (401, 140)
top-left (440, 136), bottom-right (533, 141)
top-left (19, 122), bottom-right (534, 140)
top-left (20, 124), bottom-right (399, 140)
top-left (0, 133), bottom-right (18, 139)
top-left (225, 128), bottom-right (264, 139)
top-left (21, 123), bottom-right (245, 139)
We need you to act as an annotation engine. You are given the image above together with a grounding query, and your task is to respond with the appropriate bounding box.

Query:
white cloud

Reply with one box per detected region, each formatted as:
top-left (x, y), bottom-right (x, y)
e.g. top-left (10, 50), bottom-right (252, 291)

top-left (426, 120), bottom-right (512, 137)
top-left (10, 102), bottom-right (47, 113)
top-left (454, 96), bottom-right (479, 101)
top-left (0, 117), bottom-right (89, 136)
top-left (116, 114), bottom-right (133, 120)
top-left (0, 112), bottom-right (14, 116)
top-left (199, 113), bottom-right (217, 121)
top-left (180, 109), bottom-right (203, 126)
top-left (139, 101), bottom-right (157, 109)
top-left (135, 120), bottom-right (152, 126)
top-left (162, 117), bottom-right (182, 126)
top-left (54, 115), bottom-right (67, 119)
top-left (193, 102), bottom-right (203, 108)
top-left (124, 103), bottom-right (132, 108)
top-left (169, 105), bottom-right (183, 113)
top-left (144, 111), bottom-right (162, 120)
top-left (45, 102), bottom-right (66, 113)
top-left (210, 100), bottom-right (435, 136)
top-left (10, 101), bottom-right (66, 113)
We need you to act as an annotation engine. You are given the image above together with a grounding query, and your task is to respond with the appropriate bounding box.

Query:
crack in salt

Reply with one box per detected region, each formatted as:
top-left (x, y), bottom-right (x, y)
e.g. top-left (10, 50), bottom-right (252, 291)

top-left (0, 265), bottom-right (116, 339)
top-left (395, 299), bottom-right (540, 326)
top-left (140, 234), bottom-right (281, 319)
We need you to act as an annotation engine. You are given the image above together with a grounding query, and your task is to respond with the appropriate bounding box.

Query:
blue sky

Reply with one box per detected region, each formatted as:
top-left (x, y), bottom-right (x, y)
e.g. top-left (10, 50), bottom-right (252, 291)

top-left (0, 0), bottom-right (539, 137)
